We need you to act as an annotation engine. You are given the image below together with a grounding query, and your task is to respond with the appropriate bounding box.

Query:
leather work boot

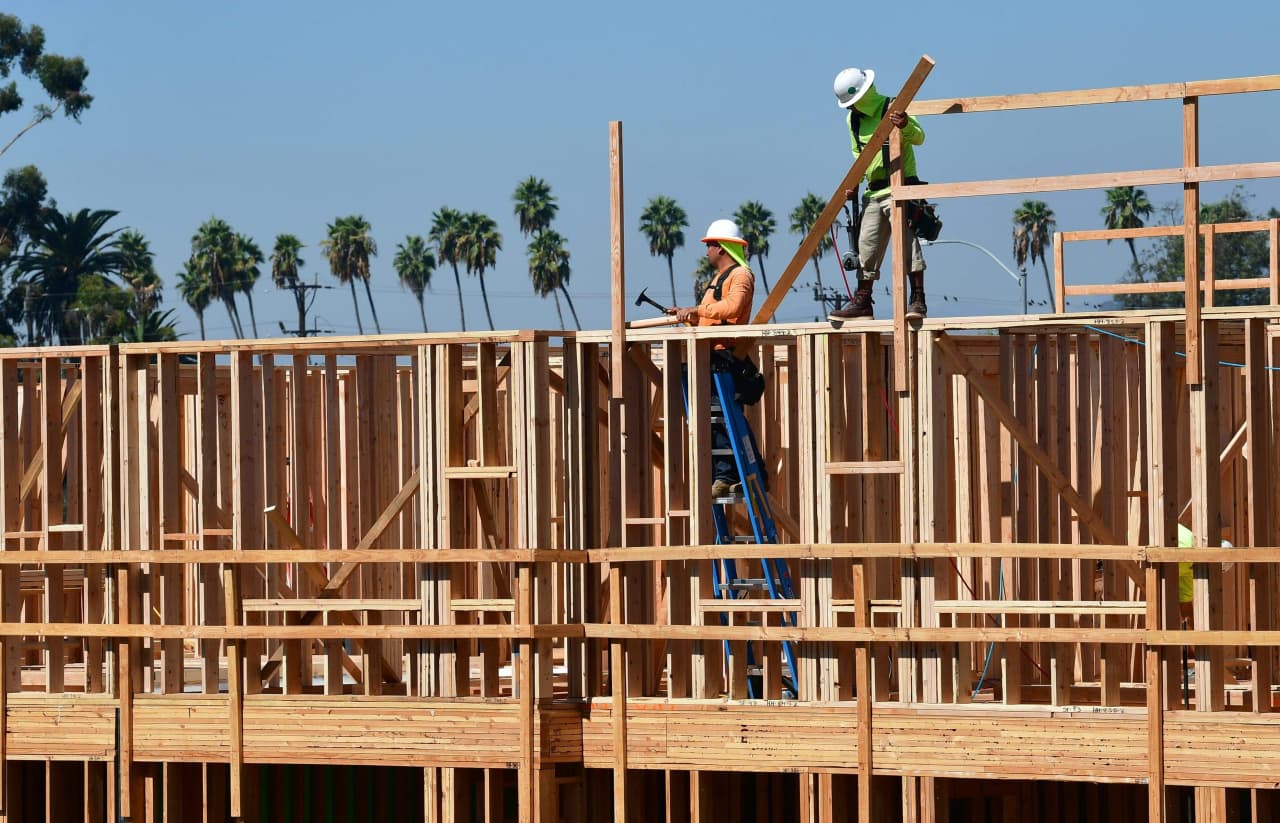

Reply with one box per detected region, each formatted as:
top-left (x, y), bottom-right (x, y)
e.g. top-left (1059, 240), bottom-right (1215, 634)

top-left (828, 290), bottom-right (874, 322)
top-left (906, 290), bottom-right (928, 321)
top-left (711, 478), bottom-right (742, 499)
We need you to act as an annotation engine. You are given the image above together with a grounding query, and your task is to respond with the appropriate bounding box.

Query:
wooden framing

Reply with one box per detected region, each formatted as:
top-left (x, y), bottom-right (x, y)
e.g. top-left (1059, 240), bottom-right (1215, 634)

top-left (2, 71), bottom-right (1279, 822)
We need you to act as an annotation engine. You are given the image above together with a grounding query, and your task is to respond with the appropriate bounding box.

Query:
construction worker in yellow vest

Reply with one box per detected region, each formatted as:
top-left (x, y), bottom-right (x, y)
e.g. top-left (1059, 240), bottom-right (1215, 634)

top-left (827, 66), bottom-right (928, 322)
top-left (1175, 522), bottom-right (1233, 622)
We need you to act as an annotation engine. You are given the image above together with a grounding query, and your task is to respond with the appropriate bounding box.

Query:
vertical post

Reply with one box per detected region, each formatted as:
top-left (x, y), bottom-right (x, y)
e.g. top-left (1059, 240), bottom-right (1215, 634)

top-left (608, 120), bottom-right (628, 821)
top-left (1146, 564), bottom-right (1167, 823)
top-left (1146, 321), bottom-right (1182, 710)
top-left (223, 568), bottom-right (244, 820)
top-left (853, 557), bottom-right (874, 823)
top-left (1269, 217), bottom-right (1279, 305)
top-left (1244, 319), bottom-right (1274, 713)
top-left (1053, 233), bottom-right (1065, 314)
top-left (0, 359), bottom-right (18, 815)
top-left (1183, 95), bottom-right (1202, 385)
top-left (40, 358), bottom-right (65, 694)
top-left (890, 129), bottom-right (910, 389)
top-left (1190, 321), bottom-right (1225, 717)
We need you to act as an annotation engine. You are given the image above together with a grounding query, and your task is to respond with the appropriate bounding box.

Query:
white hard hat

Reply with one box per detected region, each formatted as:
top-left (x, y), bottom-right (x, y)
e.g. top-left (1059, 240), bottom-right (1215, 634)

top-left (833, 67), bottom-right (875, 109)
top-left (701, 218), bottom-right (746, 246)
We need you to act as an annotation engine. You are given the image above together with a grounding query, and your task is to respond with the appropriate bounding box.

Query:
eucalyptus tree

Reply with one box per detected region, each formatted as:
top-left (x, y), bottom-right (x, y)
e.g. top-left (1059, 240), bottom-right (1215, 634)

top-left (457, 211), bottom-right (501, 331)
top-left (0, 13), bottom-right (93, 159)
top-left (190, 217), bottom-right (244, 338)
top-left (734, 200), bottom-right (776, 293)
top-left (639, 195), bottom-right (688, 307)
top-left (1013, 199), bottom-right (1058, 305)
top-left (789, 193), bottom-right (832, 291)
top-left (14, 207), bottom-right (124, 345)
top-left (394, 235), bottom-right (436, 332)
top-left (1100, 186), bottom-right (1154, 266)
top-left (0, 165), bottom-right (50, 265)
top-left (177, 259), bottom-right (212, 340)
top-left (429, 206), bottom-right (467, 331)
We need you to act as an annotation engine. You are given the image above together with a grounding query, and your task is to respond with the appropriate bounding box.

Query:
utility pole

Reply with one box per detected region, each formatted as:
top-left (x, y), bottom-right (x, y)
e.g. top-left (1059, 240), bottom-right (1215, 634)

top-left (276, 277), bottom-right (330, 337)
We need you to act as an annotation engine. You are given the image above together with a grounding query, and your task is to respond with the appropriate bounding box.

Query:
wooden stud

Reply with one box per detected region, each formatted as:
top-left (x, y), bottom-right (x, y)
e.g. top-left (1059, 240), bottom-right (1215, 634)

top-left (1183, 95), bottom-right (1202, 385)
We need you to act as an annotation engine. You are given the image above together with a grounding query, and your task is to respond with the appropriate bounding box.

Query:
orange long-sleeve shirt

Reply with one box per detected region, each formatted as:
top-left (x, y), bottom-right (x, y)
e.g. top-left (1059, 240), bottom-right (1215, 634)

top-left (694, 265), bottom-right (754, 327)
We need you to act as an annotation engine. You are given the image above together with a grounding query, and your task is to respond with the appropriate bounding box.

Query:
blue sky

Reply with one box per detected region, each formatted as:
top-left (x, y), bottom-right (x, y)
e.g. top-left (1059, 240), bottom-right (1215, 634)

top-left (5, 0), bottom-right (1280, 338)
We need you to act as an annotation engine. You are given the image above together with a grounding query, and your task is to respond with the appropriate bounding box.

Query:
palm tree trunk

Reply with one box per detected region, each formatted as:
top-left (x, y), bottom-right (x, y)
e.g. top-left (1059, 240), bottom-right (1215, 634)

top-left (229, 298), bottom-right (246, 339)
top-left (666, 256), bottom-right (677, 307)
top-left (347, 279), bottom-right (365, 335)
top-left (451, 263), bottom-right (467, 331)
top-left (417, 296), bottom-right (429, 333)
top-left (1040, 257), bottom-right (1055, 309)
top-left (223, 299), bottom-right (242, 339)
top-left (361, 277), bottom-right (382, 334)
top-left (245, 292), bottom-right (260, 337)
top-left (197, 310), bottom-right (206, 341)
top-left (478, 270), bottom-right (495, 330)
top-left (811, 258), bottom-right (824, 291)
top-left (754, 254), bottom-right (772, 294)
top-left (559, 284), bottom-right (582, 330)
top-left (1127, 240), bottom-right (1140, 268)
top-left (551, 292), bottom-right (565, 329)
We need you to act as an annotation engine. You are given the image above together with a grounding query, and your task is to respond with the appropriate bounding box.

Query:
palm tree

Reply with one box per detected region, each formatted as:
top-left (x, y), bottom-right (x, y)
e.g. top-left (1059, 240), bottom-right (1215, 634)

top-left (790, 193), bottom-right (832, 290)
top-left (176, 259), bottom-right (212, 340)
top-left (343, 215), bottom-right (381, 334)
top-left (1012, 199), bottom-right (1057, 306)
top-left (456, 211), bottom-right (502, 330)
top-left (429, 207), bottom-right (468, 331)
top-left (529, 229), bottom-right (580, 330)
top-left (692, 256), bottom-right (717, 303)
top-left (14, 207), bottom-right (126, 345)
top-left (1100, 186), bottom-right (1154, 267)
top-left (639, 195), bottom-right (688, 306)
top-left (394, 235), bottom-right (436, 332)
top-left (271, 233), bottom-right (307, 336)
top-left (233, 233), bottom-right (263, 337)
top-left (122, 305), bottom-right (179, 343)
top-left (190, 217), bottom-right (244, 338)
top-left (118, 229), bottom-right (163, 319)
top-left (322, 215), bottom-right (380, 335)
top-left (514, 177), bottom-right (569, 324)
top-left (513, 176), bottom-right (558, 237)
top-left (734, 201), bottom-right (776, 293)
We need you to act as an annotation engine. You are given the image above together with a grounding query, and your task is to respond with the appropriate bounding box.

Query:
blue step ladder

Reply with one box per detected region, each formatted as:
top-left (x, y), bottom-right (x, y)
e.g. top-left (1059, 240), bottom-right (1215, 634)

top-left (689, 369), bottom-right (800, 699)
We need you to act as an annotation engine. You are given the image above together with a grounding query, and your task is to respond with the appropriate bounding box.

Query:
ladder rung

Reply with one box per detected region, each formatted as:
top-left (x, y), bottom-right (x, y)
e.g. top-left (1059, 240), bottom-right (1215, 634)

top-left (711, 448), bottom-right (734, 456)
top-left (719, 578), bottom-right (782, 592)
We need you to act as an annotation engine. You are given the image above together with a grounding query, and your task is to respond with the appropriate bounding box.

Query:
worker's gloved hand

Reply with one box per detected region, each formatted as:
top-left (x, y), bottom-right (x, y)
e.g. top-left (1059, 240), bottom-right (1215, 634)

top-left (888, 109), bottom-right (908, 129)
top-left (668, 307), bottom-right (698, 324)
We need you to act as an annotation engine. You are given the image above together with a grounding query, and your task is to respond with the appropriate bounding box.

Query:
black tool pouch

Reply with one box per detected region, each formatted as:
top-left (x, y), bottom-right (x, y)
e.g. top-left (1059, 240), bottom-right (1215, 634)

top-left (711, 349), bottom-right (767, 406)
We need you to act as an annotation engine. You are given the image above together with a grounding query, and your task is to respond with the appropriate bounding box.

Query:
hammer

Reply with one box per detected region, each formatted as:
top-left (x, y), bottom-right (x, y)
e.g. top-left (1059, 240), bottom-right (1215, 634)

top-left (634, 287), bottom-right (671, 315)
